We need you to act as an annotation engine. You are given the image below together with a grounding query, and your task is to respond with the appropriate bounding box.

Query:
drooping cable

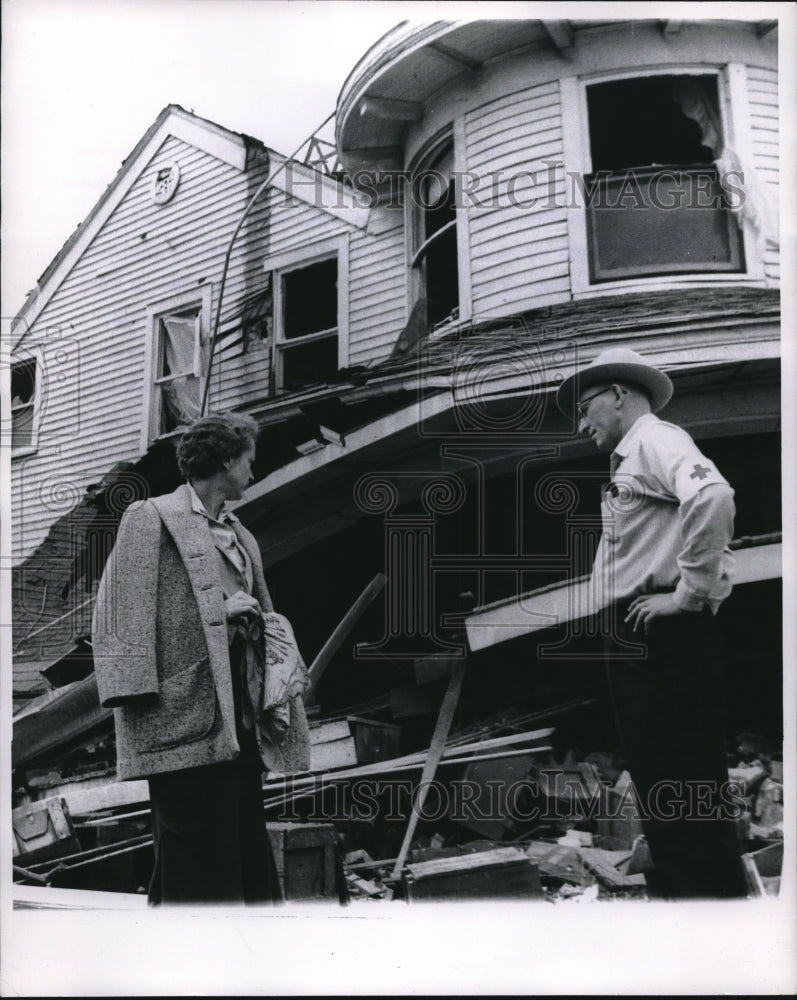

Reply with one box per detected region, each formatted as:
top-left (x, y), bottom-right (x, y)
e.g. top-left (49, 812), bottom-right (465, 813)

top-left (200, 110), bottom-right (337, 416)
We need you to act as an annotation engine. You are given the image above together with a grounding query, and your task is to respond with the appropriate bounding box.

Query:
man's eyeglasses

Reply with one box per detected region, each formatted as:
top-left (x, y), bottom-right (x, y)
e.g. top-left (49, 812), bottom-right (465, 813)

top-left (576, 386), bottom-right (613, 419)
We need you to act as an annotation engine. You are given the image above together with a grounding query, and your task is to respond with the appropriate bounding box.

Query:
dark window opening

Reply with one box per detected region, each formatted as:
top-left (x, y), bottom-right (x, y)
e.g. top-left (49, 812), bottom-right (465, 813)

top-left (584, 75), bottom-right (744, 282)
top-left (11, 359), bottom-right (36, 450)
top-left (283, 259), bottom-right (337, 340)
top-left (282, 336), bottom-right (339, 390)
top-left (413, 141), bottom-right (459, 331)
top-left (280, 257), bottom-right (339, 390)
top-left (588, 75), bottom-right (718, 171)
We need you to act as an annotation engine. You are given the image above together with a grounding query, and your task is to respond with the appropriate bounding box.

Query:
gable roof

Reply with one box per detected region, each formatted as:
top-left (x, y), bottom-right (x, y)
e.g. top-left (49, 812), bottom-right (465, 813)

top-left (12, 104), bottom-right (368, 350)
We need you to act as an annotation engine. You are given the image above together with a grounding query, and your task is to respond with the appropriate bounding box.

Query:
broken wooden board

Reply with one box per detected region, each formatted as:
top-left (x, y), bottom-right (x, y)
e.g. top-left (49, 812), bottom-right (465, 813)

top-left (405, 847), bottom-right (543, 901)
top-left (748, 840), bottom-right (783, 878)
top-left (578, 847), bottom-right (646, 890)
top-left (309, 719), bottom-right (358, 770)
top-left (525, 842), bottom-right (589, 885)
top-left (19, 778), bottom-right (150, 819)
top-left (13, 884), bottom-right (148, 910)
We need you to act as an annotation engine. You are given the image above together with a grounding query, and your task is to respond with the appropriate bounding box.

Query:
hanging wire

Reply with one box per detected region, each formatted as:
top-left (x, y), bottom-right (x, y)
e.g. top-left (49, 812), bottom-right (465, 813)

top-left (200, 110), bottom-right (337, 416)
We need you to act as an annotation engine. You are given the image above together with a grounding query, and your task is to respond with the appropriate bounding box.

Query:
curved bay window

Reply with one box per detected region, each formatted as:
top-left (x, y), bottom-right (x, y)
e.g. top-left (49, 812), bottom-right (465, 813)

top-left (585, 75), bottom-right (744, 282)
top-left (410, 137), bottom-right (459, 331)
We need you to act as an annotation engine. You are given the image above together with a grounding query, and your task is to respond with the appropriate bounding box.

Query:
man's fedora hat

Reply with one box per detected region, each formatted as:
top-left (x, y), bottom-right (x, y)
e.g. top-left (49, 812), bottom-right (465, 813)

top-left (556, 347), bottom-right (673, 416)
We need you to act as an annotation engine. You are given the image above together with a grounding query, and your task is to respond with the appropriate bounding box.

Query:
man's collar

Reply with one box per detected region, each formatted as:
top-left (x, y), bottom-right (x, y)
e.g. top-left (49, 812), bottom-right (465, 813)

top-left (611, 411), bottom-right (659, 462)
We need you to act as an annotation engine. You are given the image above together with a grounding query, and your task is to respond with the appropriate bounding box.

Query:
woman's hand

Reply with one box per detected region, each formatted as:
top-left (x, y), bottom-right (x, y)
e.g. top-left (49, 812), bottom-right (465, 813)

top-left (224, 590), bottom-right (262, 622)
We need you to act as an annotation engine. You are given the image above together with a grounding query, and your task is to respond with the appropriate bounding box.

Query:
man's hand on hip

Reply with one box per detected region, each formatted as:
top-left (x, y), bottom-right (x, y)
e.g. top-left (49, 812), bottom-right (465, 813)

top-left (625, 592), bottom-right (683, 634)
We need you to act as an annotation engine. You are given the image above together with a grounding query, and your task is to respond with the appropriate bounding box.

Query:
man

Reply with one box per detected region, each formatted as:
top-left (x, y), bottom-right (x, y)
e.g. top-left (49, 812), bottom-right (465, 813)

top-left (557, 347), bottom-right (747, 899)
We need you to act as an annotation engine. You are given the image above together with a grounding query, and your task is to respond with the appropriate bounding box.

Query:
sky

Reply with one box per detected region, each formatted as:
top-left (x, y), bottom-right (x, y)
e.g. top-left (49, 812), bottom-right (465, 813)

top-left (1, 0), bottom-right (575, 319)
top-left (0, 0), bottom-right (408, 315)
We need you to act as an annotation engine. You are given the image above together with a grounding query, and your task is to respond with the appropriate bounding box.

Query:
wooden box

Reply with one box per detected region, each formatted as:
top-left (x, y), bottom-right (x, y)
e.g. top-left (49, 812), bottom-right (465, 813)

top-left (267, 822), bottom-right (339, 902)
top-left (405, 847), bottom-right (543, 902)
top-left (12, 796), bottom-right (80, 863)
top-left (309, 719), bottom-right (358, 771)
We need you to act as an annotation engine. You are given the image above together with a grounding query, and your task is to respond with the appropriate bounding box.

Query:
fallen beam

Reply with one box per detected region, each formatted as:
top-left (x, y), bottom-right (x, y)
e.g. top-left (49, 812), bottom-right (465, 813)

top-left (306, 573), bottom-right (387, 696)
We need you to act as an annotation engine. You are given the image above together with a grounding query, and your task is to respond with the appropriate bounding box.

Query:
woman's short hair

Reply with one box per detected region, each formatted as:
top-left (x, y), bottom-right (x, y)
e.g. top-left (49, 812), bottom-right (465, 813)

top-left (177, 412), bottom-right (259, 480)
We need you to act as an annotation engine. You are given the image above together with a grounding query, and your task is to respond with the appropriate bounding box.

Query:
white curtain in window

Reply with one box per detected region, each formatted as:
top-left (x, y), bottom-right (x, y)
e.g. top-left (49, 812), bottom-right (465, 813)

top-left (673, 77), bottom-right (778, 245)
top-left (161, 315), bottom-right (202, 427)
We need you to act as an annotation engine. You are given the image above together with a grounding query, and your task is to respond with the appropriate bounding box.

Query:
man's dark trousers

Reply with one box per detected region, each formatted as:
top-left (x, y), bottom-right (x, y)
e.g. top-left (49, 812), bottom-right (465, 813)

top-left (604, 603), bottom-right (748, 899)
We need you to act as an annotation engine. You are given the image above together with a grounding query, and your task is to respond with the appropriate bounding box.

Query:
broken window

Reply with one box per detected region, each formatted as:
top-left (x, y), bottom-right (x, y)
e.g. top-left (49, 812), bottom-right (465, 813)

top-left (411, 138), bottom-right (459, 331)
top-left (11, 358), bottom-right (37, 452)
top-left (585, 74), bottom-right (744, 281)
top-left (154, 308), bottom-right (202, 435)
top-left (277, 257), bottom-right (339, 390)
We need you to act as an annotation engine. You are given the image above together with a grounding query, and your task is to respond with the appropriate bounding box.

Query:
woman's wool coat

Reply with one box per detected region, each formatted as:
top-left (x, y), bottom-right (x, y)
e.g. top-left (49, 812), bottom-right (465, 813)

top-left (92, 484), bottom-right (310, 780)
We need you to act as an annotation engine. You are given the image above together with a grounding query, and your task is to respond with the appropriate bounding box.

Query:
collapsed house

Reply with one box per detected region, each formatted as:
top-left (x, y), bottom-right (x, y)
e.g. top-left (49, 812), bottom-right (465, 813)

top-left (10, 18), bottom-right (782, 902)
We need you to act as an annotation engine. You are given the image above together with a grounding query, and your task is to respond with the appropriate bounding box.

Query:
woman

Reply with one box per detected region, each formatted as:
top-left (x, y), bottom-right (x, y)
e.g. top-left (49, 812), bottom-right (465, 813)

top-left (92, 412), bottom-right (310, 904)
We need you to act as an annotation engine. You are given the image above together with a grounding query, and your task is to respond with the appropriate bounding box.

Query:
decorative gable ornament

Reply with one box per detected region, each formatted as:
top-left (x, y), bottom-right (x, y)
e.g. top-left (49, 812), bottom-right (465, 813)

top-left (151, 161), bottom-right (181, 205)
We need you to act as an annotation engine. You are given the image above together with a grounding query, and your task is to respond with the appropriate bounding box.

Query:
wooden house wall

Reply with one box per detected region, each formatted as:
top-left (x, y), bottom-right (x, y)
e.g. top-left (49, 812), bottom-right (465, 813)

top-left (464, 80), bottom-right (570, 319)
top-left (348, 220), bottom-right (406, 366)
top-left (11, 136), bottom-right (268, 559)
top-left (746, 64), bottom-right (779, 284)
top-left (11, 129), bottom-right (410, 561)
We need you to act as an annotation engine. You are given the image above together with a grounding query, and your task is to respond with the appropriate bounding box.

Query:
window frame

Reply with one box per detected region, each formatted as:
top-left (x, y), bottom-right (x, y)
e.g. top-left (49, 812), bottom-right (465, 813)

top-left (141, 284), bottom-right (212, 450)
top-left (264, 234), bottom-right (349, 393)
top-left (406, 123), bottom-right (472, 336)
top-left (9, 348), bottom-right (42, 459)
top-left (560, 64), bottom-right (764, 297)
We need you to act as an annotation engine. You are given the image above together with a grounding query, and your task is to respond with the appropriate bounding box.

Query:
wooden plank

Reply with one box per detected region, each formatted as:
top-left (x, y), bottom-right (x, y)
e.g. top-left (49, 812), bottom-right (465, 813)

top-left (578, 847), bottom-right (646, 890)
top-left (406, 846), bottom-right (528, 878)
top-left (306, 574), bottom-right (387, 696)
top-left (405, 847), bottom-right (543, 901)
top-left (34, 780), bottom-right (150, 819)
top-left (390, 659), bottom-right (467, 881)
top-left (525, 842), bottom-right (589, 885)
top-left (13, 885), bottom-right (148, 909)
top-left (310, 719), bottom-right (352, 743)
top-left (742, 854), bottom-right (765, 897)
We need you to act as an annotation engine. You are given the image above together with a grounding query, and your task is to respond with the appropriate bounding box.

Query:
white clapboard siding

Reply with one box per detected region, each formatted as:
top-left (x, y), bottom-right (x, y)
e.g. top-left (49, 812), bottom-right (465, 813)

top-left (746, 65), bottom-right (779, 284)
top-left (10, 133), bottom-right (360, 560)
top-left (465, 82), bottom-right (571, 318)
top-left (348, 222), bottom-right (406, 366)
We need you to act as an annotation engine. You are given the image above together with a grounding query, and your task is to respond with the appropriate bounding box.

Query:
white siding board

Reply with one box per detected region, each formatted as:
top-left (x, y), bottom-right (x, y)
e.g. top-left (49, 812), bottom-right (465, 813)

top-left (12, 136), bottom-right (343, 559)
top-left (464, 80), bottom-right (570, 319)
top-left (745, 65), bottom-right (779, 286)
top-left (473, 247), bottom-right (570, 283)
top-left (466, 83), bottom-right (559, 129)
top-left (467, 116), bottom-right (561, 159)
top-left (467, 136), bottom-right (564, 176)
top-left (469, 206), bottom-right (567, 243)
top-left (347, 222), bottom-right (406, 366)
